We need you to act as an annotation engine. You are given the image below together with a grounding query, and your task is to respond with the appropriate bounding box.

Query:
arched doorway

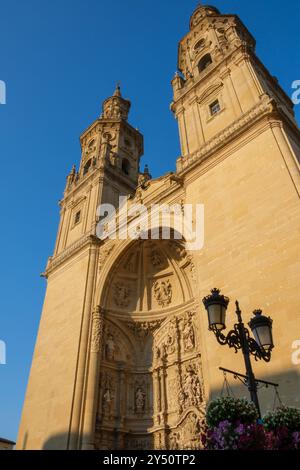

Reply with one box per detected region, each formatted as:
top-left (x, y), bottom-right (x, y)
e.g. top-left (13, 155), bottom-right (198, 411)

top-left (95, 239), bottom-right (205, 450)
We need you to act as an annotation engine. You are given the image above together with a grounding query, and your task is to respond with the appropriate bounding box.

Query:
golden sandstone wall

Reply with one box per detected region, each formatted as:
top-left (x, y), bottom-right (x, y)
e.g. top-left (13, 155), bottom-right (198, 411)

top-left (17, 251), bottom-right (92, 450)
top-left (185, 120), bottom-right (300, 410)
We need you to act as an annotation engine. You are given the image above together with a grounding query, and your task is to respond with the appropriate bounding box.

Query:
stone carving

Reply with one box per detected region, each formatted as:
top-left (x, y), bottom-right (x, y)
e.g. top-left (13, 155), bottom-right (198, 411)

top-left (99, 243), bottom-right (115, 272)
top-left (66, 165), bottom-right (76, 190)
top-left (182, 315), bottom-right (195, 352)
top-left (169, 412), bottom-right (203, 450)
top-left (167, 376), bottom-right (179, 411)
top-left (163, 320), bottom-right (176, 355)
top-left (102, 375), bottom-right (115, 416)
top-left (126, 319), bottom-right (164, 339)
top-left (168, 242), bottom-right (187, 261)
top-left (104, 333), bottom-right (116, 361)
top-left (188, 258), bottom-right (197, 282)
top-left (179, 364), bottom-right (203, 410)
top-left (154, 280), bottom-right (172, 307)
top-left (135, 387), bottom-right (146, 414)
top-left (91, 307), bottom-right (104, 353)
top-left (177, 96), bottom-right (274, 173)
top-left (150, 249), bottom-right (163, 267)
top-left (113, 282), bottom-right (131, 308)
top-left (169, 432), bottom-right (180, 450)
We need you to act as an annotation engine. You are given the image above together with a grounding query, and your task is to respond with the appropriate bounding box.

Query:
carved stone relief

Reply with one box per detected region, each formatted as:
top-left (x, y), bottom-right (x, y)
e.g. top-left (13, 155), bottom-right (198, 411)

top-left (104, 332), bottom-right (116, 361)
top-left (113, 282), bottom-right (131, 308)
top-left (101, 373), bottom-right (115, 417)
top-left (99, 243), bottom-right (115, 272)
top-left (153, 280), bottom-right (172, 307)
top-left (91, 307), bottom-right (104, 353)
top-left (169, 412), bottom-right (204, 450)
top-left (126, 319), bottom-right (164, 339)
top-left (135, 387), bottom-right (146, 414)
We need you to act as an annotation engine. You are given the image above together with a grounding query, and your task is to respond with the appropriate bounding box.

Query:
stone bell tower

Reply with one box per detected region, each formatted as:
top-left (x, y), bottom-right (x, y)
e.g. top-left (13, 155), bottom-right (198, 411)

top-left (54, 84), bottom-right (143, 255)
top-left (171, 4), bottom-right (300, 169)
top-left (16, 86), bottom-right (144, 450)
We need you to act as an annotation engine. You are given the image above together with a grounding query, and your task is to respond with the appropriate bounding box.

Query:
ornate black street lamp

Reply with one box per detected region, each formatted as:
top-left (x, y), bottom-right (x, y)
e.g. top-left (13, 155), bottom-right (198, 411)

top-left (202, 288), bottom-right (274, 417)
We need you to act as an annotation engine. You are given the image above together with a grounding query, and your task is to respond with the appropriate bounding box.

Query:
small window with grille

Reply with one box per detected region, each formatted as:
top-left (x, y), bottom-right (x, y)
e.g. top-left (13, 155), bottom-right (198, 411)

top-left (209, 99), bottom-right (221, 116)
top-left (74, 211), bottom-right (81, 225)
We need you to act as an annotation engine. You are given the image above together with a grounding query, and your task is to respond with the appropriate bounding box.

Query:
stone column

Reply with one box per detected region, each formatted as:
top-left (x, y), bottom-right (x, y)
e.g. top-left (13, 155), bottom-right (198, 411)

top-left (153, 369), bottom-right (160, 426)
top-left (159, 366), bottom-right (168, 426)
top-left (81, 306), bottom-right (104, 450)
top-left (68, 243), bottom-right (98, 449)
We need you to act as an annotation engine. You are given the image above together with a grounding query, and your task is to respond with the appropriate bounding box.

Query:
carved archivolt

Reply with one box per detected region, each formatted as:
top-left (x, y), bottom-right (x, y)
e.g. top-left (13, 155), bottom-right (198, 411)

top-left (102, 239), bottom-right (196, 313)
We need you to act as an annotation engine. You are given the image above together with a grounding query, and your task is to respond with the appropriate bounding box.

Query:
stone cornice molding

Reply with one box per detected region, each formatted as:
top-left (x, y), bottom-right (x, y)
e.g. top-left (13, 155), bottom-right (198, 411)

top-left (176, 95), bottom-right (277, 174)
top-left (42, 233), bottom-right (101, 278)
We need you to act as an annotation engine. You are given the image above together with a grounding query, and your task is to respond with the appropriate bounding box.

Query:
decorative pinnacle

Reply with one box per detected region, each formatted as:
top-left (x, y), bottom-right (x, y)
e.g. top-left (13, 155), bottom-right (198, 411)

top-left (113, 82), bottom-right (121, 97)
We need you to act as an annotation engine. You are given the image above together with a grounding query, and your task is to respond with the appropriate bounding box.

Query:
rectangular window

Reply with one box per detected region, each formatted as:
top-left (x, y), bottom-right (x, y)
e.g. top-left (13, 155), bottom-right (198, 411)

top-left (74, 211), bottom-right (81, 225)
top-left (210, 99), bottom-right (221, 116)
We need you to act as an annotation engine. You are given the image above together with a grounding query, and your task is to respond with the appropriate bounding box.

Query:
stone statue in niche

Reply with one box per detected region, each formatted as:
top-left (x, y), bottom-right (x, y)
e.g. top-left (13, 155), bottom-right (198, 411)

top-left (102, 377), bottom-right (115, 416)
top-left (150, 249), bottom-right (163, 267)
top-left (135, 387), bottom-right (146, 414)
top-left (169, 432), bottom-right (180, 450)
top-left (182, 365), bottom-right (203, 408)
top-left (113, 282), bottom-right (131, 308)
top-left (105, 333), bottom-right (116, 361)
top-left (182, 317), bottom-right (195, 352)
top-left (154, 280), bottom-right (172, 307)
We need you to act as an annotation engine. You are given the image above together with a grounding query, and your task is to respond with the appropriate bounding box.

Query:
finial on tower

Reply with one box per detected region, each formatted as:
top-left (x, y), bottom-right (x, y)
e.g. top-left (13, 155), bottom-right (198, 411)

top-left (113, 82), bottom-right (122, 97)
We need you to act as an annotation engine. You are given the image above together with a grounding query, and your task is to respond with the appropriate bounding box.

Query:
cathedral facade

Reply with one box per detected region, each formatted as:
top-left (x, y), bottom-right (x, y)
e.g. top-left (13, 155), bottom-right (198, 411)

top-left (17, 5), bottom-right (300, 450)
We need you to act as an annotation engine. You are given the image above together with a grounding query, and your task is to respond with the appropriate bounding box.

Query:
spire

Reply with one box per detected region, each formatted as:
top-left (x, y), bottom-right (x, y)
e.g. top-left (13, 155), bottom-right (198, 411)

top-left (101, 84), bottom-right (131, 121)
top-left (113, 83), bottom-right (122, 97)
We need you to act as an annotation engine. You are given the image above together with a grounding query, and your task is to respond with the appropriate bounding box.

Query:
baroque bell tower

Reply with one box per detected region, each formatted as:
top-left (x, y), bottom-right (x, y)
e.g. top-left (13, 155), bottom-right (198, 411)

top-left (17, 86), bottom-right (144, 450)
top-left (55, 85), bottom-right (143, 255)
top-left (171, 4), bottom-right (300, 170)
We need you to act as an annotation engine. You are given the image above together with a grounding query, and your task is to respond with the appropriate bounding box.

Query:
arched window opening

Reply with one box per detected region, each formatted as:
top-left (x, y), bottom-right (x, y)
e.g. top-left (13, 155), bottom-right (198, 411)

top-left (198, 53), bottom-right (213, 73)
top-left (122, 159), bottom-right (130, 176)
top-left (83, 159), bottom-right (92, 176)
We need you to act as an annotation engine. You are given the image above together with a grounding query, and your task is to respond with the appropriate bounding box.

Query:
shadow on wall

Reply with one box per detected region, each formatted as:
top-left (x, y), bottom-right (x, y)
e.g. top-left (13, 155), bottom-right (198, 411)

top-left (42, 433), bottom-right (71, 450)
top-left (210, 368), bottom-right (300, 415)
top-left (38, 371), bottom-right (300, 450)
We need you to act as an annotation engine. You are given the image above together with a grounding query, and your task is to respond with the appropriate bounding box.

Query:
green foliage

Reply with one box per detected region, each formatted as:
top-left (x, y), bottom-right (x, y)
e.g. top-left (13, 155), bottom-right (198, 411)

top-left (263, 406), bottom-right (300, 433)
top-left (206, 396), bottom-right (259, 428)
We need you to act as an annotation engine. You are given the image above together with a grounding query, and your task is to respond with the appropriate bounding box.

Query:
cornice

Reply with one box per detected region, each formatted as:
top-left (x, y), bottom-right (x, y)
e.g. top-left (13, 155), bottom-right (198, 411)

top-left (177, 95), bottom-right (276, 174)
top-left (42, 233), bottom-right (101, 278)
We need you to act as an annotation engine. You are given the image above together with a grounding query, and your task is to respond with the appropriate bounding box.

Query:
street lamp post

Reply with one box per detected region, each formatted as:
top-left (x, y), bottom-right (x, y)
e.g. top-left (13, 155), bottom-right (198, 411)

top-left (202, 289), bottom-right (274, 418)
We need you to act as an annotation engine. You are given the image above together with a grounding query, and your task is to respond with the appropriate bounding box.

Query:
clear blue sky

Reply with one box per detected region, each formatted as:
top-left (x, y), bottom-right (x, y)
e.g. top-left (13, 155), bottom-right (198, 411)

top-left (0, 0), bottom-right (299, 442)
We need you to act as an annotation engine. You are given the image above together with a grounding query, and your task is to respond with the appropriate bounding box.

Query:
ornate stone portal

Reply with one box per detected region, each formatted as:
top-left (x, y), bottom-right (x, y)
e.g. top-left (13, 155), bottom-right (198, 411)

top-left (95, 239), bottom-right (205, 450)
